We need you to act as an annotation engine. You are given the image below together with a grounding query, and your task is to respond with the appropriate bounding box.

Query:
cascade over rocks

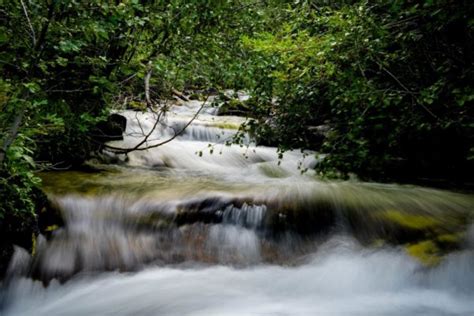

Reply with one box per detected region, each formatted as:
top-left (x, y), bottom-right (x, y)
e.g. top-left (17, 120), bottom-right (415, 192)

top-left (2, 98), bottom-right (473, 298)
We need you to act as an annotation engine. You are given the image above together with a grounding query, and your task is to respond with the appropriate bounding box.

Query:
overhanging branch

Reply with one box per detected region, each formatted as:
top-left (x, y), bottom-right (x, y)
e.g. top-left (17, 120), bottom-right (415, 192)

top-left (104, 95), bottom-right (210, 154)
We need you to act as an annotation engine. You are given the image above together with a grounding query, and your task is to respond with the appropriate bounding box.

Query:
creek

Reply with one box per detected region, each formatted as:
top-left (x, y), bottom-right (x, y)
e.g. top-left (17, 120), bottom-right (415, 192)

top-left (1, 98), bottom-right (473, 315)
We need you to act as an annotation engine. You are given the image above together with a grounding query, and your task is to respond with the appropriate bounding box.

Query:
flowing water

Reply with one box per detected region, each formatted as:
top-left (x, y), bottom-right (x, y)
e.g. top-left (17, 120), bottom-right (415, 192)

top-left (1, 98), bottom-right (474, 315)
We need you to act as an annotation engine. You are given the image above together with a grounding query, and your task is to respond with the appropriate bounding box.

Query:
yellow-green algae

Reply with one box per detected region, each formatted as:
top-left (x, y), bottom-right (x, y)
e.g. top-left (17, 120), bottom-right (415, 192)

top-left (406, 240), bottom-right (441, 266)
top-left (382, 210), bottom-right (441, 230)
top-left (378, 209), bottom-right (469, 266)
top-left (210, 122), bottom-right (241, 130)
top-left (31, 233), bottom-right (37, 256)
top-left (44, 225), bottom-right (60, 232)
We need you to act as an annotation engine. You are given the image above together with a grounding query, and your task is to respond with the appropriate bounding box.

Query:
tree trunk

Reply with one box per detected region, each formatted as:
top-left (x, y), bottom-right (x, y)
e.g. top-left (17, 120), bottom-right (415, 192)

top-left (0, 110), bottom-right (24, 168)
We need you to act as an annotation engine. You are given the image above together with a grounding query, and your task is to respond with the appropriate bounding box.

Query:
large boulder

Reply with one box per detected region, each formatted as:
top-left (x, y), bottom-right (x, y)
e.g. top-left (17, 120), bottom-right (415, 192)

top-left (94, 113), bottom-right (127, 142)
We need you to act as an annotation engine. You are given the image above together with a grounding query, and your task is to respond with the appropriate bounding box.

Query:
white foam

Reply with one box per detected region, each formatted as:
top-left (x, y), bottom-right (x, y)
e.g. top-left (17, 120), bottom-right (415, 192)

top-left (3, 238), bottom-right (473, 316)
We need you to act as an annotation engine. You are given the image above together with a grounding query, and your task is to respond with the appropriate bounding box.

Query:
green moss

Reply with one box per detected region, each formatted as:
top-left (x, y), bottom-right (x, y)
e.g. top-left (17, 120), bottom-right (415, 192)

top-left (218, 98), bottom-right (252, 116)
top-left (406, 240), bottom-right (441, 266)
top-left (128, 101), bottom-right (147, 111)
top-left (381, 210), bottom-right (441, 230)
top-left (211, 122), bottom-right (240, 130)
top-left (31, 233), bottom-right (37, 256)
top-left (44, 225), bottom-right (59, 232)
top-left (437, 233), bottom-right (459, 244)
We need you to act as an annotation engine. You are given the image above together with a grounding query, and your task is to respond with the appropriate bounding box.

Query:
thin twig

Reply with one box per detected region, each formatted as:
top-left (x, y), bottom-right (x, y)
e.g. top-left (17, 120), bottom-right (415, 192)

top-left (118, 73), bottom-right (138, 85)
top-left (20, 0), bottom-right (36, 46)
top-left (135, 111), bottom-right (146, 136)
top-left (375, 59), bottom-right (440, 120)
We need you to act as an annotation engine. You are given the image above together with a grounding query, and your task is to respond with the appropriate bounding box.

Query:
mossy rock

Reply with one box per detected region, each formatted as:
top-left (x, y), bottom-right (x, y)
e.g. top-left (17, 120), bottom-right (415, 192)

top-left (436, 233), bottom-right (461, 245)
top-left (218, 99), bottom-right (251, 116)
top-left (373, 208), bottom-right (469, 265)
top-left (189, 93), bottom-right (207, 101)
top-left (211, 122), bottom-right (241, 130)
top-left (127, 100), bottom-right (147, 111)
top-left (382, 210), bottom-right (441, 230)
top-left (404, 234), bottom-right (463, 266)
top-left (406, 240), bottom-right (441, 266)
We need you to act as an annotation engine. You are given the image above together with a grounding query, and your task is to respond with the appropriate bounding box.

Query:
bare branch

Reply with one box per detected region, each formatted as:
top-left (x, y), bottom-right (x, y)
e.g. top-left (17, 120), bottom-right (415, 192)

top-left (104, 95), bottom-right (210, 154)
top-left (134, 111), bottom-right (145, 135)
top-left (0, 108), bottom-right (24, 168)
top-left (34, 0), bottom-right (55, 53)
top-left (118, 73), bottom-right (138, 86)
top-left (375, 59), bottom-right (440, 121)
top-left (20, 0), bottom-right (36, 46)
top-left (172, 87), bottom-right (190, 102)
top-left (144, 62), bottom-right (153, 107)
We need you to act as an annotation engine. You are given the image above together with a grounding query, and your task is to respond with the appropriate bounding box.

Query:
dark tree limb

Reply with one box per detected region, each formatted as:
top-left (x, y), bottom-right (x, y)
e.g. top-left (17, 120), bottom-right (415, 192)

top-left (20, 0), bottom-right (36, 46)
top-left (144, 63), bottom-right (153, 107)
top-left (0, 108), bottom-right (25, 168)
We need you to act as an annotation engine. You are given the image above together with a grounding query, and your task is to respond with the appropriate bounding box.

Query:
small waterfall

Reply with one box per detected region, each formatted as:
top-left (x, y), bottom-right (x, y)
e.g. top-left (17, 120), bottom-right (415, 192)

top-left (220, 203), bottom-right (266, 229)
top-left (107, 101), bottom-right (316, 180)
top-left (10, 169), bottom-right (472, 282)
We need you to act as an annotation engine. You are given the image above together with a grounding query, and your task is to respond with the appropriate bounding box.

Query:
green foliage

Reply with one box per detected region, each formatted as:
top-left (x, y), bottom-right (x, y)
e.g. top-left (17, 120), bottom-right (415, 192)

top-left (1, 0), bottom-right (473, 226)
top-left (241, 0), bottom-right (474, 183)
top-left (0, 133), bottom-right (40, 219)
top-left (0, 1), bottom-right (269, 237)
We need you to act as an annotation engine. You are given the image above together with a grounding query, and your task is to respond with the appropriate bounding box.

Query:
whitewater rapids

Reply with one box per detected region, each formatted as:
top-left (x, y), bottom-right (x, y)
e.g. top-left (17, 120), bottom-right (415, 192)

top-left (3, 236), bottom-right (474, 316)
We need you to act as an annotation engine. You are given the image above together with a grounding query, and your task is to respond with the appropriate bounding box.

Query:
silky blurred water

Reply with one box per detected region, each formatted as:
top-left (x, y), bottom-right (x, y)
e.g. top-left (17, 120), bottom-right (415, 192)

top-left (1, 98), bottom-right (473, 315)
top-left (2, 237), bottom-right (474, 316)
